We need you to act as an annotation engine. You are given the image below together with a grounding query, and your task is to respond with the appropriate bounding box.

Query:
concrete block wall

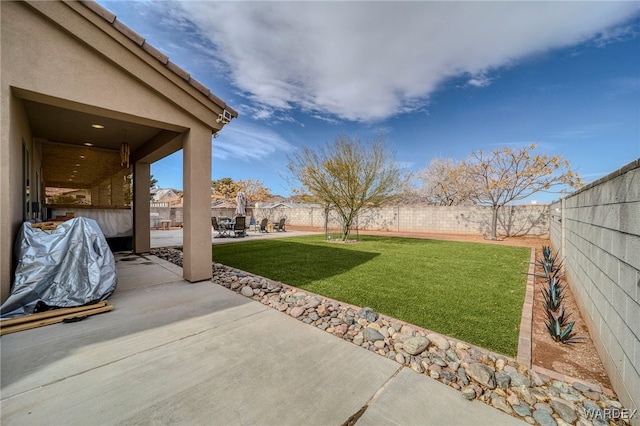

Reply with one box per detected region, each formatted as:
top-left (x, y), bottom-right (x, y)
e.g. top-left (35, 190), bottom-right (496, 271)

top-left (550, 159), bottom-right (639, 421)
top-left (150, 205), bottom-right (171, 227)
top-left (256, 204), bottom-right (549, 237)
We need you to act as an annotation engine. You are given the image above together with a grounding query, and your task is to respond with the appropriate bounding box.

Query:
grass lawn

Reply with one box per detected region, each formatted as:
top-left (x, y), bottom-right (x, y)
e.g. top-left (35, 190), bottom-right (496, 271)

top-left (212, 235), bottom-right (530, 356)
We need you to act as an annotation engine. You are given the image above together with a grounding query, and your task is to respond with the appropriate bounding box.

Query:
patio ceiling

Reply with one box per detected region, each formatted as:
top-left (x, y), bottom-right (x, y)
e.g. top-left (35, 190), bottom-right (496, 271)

top-left (23, 100), bottom-right (178, 189)
top-left (24, 100), bottom-right (161, 151)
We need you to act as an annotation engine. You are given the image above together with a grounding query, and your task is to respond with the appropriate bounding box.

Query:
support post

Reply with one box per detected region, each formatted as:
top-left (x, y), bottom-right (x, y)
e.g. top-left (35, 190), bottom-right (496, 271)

top-left (133, 161), bottom-right (151, 253)
top-left (182, 127), bottom-right (212, 282)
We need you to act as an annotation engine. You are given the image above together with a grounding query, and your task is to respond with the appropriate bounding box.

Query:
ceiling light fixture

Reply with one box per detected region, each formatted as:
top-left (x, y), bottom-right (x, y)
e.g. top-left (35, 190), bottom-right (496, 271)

top-left (84, 142), bottom-right (94, 147)
top-left (91, 124), bottom-right (104, 129)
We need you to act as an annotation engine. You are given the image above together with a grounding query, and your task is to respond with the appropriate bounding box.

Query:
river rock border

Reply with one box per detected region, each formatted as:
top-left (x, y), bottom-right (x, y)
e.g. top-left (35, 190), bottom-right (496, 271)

top-left (151, 248), bottom-right (628, 426)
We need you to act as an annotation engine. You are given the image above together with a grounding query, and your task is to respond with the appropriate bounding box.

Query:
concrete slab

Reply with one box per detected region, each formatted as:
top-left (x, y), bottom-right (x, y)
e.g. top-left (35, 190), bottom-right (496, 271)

top-left (2, 308), bottom-right (402, 425)
top-left (357, 368), bottom-right (525, 426)
top-left (1, 278), bottom-right (262, 399)
top-left (1, 254), bottom-right (402, 425)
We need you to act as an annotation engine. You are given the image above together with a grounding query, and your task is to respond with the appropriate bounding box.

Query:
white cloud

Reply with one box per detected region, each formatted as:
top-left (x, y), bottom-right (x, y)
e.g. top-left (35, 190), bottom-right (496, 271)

top-left (467, 73), bottom-right (494, 88)
top-left (253, 108), bottom-right (273, 121)
top-left (173, 1), bottom-right (638, 122)
top-left (212, 123), bottom-right (293, 161)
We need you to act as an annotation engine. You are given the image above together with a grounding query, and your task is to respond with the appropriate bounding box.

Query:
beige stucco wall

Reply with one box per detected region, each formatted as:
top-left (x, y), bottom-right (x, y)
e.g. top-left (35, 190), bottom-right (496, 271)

top-left (0, 95), bottom-right (37, 301)
top-left (1, 1), bottom-right (230, 300)
top-left (3, 1), bottom-right (199, 135)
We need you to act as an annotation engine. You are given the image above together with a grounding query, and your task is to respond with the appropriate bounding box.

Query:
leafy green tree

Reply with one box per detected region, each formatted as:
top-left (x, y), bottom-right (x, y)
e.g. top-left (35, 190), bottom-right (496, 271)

top-left (287, 133), bottom-right (406, 241)
top-left (148, 174), bottom-right (158, 202)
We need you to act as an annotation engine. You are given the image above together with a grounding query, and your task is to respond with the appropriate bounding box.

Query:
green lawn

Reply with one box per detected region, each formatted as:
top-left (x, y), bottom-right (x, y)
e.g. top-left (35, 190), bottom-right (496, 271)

top-left (212, 235), bottom-right (529, 356)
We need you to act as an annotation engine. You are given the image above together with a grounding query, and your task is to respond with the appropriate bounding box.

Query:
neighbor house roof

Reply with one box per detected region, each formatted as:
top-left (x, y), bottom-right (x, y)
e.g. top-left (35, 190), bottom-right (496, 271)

top-left (80, 0), bottom-right (238, 119)
top-left (153, 188), bottom-right (181, 202)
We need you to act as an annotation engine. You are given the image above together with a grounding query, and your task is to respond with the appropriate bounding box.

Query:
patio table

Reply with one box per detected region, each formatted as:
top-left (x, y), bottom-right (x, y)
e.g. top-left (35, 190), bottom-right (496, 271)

top-left (219, 220), bottom-right (234, 237)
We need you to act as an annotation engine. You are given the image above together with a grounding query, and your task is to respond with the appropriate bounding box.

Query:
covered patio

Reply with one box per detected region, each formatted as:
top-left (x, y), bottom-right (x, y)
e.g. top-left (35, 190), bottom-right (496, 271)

top-left (1, 0), bottom-right (237, 302)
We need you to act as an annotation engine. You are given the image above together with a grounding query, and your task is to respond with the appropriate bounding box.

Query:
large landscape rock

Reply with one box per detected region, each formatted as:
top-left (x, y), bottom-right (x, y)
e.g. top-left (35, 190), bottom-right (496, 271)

top-left (426, 333), bottom-right (450, 350)
top-left (465, 363), bottom-right (496, 389)
top-left (550, 399), bottom-right (577, 424)
top-left (363, 327), bottom-right (384, 342)
top-left (358, 307), bottom-right (378, 322)
top-left (403, 336), bottom-right (430, 355)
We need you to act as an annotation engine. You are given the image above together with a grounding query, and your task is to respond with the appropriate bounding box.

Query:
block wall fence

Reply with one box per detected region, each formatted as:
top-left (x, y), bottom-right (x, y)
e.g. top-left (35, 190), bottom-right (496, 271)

top-left (160, 204), bottom-right (549, 238)
top-left (550, 159), bottom-right (639, 422)
top-left (255, 204), bottom-right (550, 237)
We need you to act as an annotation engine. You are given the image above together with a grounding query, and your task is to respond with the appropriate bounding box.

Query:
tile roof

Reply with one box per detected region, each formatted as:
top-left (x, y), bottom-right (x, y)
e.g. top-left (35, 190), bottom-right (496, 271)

top-left (79, 0), bottom-right (238, 119)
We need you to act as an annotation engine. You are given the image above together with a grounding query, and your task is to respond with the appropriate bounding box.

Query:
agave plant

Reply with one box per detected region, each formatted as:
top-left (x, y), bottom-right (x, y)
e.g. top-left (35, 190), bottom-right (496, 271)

top-left (545, 306), bottom-right (584, 344)
top-left (536, 258), bottom-right (564, 281)
top-left (542, 277), bottom-right (564, 311)
top-left (538, 245), bottom-right (563, 276)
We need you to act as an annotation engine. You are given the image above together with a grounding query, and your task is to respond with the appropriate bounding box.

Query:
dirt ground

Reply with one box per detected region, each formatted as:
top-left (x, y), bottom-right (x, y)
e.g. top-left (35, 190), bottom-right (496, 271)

top-left (292, 226), bottom-right (612, 389)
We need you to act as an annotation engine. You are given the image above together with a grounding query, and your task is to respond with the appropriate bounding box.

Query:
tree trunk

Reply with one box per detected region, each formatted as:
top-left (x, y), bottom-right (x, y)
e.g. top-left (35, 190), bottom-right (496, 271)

top-left (324, 208), bottom-right (329, 239)
top-left (490, 205), bottom-right (499, 240)
top-left (341, 220), bottom-right (351, 241)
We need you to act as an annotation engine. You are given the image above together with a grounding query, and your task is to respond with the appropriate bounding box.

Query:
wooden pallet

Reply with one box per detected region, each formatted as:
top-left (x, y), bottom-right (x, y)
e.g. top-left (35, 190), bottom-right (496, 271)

top-left (0, 302), bottom-right (113, 335)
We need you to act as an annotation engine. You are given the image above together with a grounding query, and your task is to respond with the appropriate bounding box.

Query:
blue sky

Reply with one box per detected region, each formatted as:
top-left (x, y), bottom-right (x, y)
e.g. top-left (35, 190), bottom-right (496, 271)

top-left (99, 1), bottom-right (640, 203)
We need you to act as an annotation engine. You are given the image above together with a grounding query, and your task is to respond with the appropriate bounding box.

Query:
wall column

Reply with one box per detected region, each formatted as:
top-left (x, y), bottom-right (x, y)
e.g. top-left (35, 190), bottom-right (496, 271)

top-left (182, 127), bottom-right (212, 282)
top-left (133, 161), bottom-right (150, 253)
top-left (90, 185), bottom-right (100, 205)
top-left (111, 175), bottom-right (125, 207)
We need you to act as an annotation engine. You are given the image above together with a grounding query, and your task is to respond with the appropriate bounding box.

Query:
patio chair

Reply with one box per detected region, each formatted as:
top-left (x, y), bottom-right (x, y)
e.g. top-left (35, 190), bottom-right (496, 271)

top-left (259, 218), bottom-right (269, 233)
top-left (211, 217), bottom-right (228, 238)
top-left (273, 218), bottom-right (286, 232)
top-left (233, 216), bottom-right (247, 238)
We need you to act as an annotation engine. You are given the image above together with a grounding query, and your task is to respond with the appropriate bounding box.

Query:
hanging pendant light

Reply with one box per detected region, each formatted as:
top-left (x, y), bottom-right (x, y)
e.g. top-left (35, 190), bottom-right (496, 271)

top-left (120, 129), bottom-right (130, 168)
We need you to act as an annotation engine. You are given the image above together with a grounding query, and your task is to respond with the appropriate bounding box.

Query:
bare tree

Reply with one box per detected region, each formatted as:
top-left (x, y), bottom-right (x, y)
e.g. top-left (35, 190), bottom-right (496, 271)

top-left (461, 144), bottom-right (582, 239)
top-left (287, 133), bottom-right (406, 241)
top-left (211, 177), bottom-right (241, 201)
top-left (237, 178), bottom-right (272, 203)
top-left (417, 158), bottom-right (475, 205)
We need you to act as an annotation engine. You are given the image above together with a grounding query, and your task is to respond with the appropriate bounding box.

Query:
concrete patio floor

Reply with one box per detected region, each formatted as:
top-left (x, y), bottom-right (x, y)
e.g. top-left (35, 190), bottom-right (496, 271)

top-left (1, 243), bottom-right (526, 425)
top-left (151, 227), bottom-right (320, 248)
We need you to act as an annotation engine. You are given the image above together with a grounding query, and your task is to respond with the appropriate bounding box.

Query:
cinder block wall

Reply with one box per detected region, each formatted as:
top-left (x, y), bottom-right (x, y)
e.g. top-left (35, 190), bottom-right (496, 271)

top-left (150, 205), bottom-right (171, 227)
top-left (550, 159), bottom-right (639, 420)
top-left (255, 204), bottom-right (549, 237)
